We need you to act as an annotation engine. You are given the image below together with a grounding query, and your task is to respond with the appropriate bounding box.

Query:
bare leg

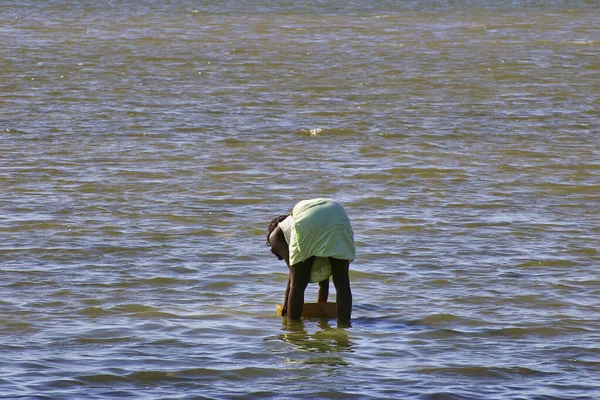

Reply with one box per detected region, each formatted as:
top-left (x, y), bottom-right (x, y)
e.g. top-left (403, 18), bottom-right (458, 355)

top-left (317, 279), bottom-right (329, 302)
top-left (330, 257), bottom-right (352, 324)
top-left (287, 257), bottom-right (314, 320)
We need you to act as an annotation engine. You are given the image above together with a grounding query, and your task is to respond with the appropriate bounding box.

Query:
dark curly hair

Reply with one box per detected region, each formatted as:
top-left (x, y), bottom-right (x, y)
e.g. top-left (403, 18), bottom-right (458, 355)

top-left (266, 214), bottom-right (289, 245)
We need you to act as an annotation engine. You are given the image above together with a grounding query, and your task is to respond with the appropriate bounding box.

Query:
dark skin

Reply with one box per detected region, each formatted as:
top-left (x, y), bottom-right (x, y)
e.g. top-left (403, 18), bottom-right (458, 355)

top-left (268, 226), bottom-right (352, 324)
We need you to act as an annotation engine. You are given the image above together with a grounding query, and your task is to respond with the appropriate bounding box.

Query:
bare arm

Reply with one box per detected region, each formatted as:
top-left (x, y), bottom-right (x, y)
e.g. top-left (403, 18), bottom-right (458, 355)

top-left (282, 276), bottom-right (290, 316)
top-left (269, 226), bottom-right (291, 315)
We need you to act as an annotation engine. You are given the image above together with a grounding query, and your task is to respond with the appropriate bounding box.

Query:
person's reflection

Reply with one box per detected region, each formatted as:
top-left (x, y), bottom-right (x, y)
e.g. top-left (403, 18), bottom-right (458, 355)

top-left (278, 318), bottom-right (354, 356)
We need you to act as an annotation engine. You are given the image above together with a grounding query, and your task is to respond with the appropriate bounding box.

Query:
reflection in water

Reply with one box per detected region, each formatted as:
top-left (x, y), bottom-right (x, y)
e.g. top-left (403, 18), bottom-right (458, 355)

top-left (277, 319), bottom-right (354, 367)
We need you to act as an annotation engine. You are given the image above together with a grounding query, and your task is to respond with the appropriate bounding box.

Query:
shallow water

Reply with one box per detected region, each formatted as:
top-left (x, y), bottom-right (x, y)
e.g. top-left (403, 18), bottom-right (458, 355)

top-left (1, 1), bottom-right (599, 399)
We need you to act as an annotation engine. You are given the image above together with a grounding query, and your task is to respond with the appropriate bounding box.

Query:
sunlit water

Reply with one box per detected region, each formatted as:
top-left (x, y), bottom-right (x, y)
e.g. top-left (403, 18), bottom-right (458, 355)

top-left (1, 1), bottom-right (599, 399)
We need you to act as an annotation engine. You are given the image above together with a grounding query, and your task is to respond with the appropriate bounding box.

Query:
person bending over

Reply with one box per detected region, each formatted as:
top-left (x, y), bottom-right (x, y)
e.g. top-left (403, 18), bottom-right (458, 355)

top-left (266, 198), bottom-right (355, 323)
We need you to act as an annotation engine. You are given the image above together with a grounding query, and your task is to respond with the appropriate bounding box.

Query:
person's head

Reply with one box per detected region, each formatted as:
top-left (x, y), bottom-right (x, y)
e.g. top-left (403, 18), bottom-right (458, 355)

top-left (266, 214), bottom-right (289, 259)
top-left (266, 214), bottom-right (289, 245)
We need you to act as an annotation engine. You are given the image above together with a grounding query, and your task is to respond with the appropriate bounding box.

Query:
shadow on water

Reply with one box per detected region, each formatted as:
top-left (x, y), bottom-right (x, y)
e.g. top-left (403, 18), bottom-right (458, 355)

top-left (350, 303), bottom-right (414, 332)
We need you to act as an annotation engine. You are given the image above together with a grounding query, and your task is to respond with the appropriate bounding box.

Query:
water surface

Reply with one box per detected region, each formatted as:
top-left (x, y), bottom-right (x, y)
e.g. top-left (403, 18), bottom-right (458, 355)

top-left (1, 1), bottom-right (599, 399)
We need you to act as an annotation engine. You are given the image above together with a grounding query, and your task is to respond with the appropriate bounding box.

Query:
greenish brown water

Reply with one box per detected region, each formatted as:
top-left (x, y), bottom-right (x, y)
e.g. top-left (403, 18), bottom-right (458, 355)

top-left (1, 1), bottom-right (599, 399)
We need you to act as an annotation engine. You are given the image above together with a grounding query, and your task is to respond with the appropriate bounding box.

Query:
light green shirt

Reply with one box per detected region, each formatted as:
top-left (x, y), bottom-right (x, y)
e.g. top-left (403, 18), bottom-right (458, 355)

top-left (285, 198), bottom-right (355, 282)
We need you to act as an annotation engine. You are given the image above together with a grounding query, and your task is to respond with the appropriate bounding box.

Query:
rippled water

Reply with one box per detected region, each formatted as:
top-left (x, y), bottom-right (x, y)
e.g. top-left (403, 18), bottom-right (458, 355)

top-left (1, 1), bottom-right (599, 399)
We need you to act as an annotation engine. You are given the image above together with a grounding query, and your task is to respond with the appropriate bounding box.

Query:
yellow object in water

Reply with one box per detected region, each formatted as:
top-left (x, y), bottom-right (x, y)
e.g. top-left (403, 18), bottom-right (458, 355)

top-left (276, 302), bottom-right (338, 318)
